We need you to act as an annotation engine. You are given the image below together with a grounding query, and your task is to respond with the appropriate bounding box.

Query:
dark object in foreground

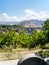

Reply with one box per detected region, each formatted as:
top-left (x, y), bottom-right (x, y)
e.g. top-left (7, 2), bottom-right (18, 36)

top-left (17, 54), bottom-right (47, 65)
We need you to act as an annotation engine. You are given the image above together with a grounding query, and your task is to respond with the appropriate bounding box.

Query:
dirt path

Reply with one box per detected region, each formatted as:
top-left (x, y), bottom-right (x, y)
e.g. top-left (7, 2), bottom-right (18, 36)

top-left (0, 49), bottom-right (41, 61)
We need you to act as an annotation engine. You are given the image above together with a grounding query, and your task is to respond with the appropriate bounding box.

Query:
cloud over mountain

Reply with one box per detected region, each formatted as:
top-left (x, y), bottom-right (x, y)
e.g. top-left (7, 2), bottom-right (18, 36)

top-left (0, 9), bottom-right (49, 22)
top-left (24, 9), bottom-right (49, 20)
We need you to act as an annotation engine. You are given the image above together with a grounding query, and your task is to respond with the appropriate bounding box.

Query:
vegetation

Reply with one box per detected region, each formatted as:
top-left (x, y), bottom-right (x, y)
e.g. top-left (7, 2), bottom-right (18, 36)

top-left (37, 50), bottom-right (49, 58)
top-left (0, 19), bottom-right (49, 50)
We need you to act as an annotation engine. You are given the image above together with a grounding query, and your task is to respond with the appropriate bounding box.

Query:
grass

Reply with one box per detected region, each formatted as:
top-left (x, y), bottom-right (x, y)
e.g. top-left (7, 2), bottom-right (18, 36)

top-left (0, 45), bottom-right (48, 61)
top-left (37, 50), bottom-right (49, 58)
top-left (0, 48), bottom-right (41, 61)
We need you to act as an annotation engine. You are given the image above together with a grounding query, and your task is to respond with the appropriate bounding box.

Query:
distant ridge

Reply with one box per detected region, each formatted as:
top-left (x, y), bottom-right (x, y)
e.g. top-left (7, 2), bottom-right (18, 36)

top-left (0, 21), bottom-right (19, 25)
top-left (19, 19), bottom-right (43, 27)
top-left (0, 19), bottom-right (44, 27)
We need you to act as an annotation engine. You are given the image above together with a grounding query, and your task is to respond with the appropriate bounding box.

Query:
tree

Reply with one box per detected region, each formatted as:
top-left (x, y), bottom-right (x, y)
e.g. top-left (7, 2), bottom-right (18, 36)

top-left (43, 19), bottom-right (49, 31)
top-left (42, 19), bottom-right (49, 43)
top-left (0, 32), bottom-right (5, 48)
top-left (19, 30), bottom-right (30, 48)
top-left (38, 31), bottom-right (46, 48)
top-left (2, 30), bottom-right (18, 49)
top-left (28, 30), bottom-right (40, 48)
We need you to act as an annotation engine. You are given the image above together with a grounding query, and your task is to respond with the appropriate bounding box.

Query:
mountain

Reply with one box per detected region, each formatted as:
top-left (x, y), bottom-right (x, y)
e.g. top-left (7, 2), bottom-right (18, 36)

top-left (0, 21), bottom-right (20, 25)
top-left (19, 19), bottom-right (43, 28)
top-left (19, 19), bottom-right (43, 33)
top-left (0, 19), bottom-right (44, 27)
top-left (0, 19), bottom-right (43, 33)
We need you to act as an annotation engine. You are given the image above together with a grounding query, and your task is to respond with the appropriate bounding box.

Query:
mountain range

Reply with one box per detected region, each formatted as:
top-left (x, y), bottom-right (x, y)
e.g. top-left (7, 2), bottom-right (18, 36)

top-left (19, 19), bottom-right (43, 28)
top-left (0, 19), bottom-right (44, 27)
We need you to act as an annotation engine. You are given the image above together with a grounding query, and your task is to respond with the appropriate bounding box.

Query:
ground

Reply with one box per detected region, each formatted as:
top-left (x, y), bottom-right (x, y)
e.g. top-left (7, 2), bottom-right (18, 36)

top-left (0, 48), bottom-right (41, 61)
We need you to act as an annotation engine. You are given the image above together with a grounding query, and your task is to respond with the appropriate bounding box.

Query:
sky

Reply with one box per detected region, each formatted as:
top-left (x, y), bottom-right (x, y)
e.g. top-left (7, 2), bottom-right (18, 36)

top-left (0, 0), bottom-right (49, 22)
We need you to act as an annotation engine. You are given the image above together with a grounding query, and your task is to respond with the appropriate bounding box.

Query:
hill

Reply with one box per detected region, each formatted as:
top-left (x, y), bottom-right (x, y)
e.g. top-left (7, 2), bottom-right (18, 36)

top-left (19, 19), bottom-right (43, 28)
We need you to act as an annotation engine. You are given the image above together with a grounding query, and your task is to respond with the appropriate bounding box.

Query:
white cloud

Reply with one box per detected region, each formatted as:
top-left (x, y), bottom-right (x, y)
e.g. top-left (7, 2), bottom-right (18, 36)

top-left (25, 9), bottom-right (34, 16)
top-left (0, 13), bottom-right (19, 22)
top-left (0, 9), bottom-right (49, 22)
top-left (24, 9), bottom-right (49, 20)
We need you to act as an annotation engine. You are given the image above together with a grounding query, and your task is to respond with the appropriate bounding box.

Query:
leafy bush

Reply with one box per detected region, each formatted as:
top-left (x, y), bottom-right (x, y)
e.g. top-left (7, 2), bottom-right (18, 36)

top-left (37, 50), bottom-right (49, 58)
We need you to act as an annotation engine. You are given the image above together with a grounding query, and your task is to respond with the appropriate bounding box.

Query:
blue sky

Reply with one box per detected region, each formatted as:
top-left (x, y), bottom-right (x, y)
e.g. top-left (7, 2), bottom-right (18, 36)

top-left (0, 0), bottom-right (49, 22)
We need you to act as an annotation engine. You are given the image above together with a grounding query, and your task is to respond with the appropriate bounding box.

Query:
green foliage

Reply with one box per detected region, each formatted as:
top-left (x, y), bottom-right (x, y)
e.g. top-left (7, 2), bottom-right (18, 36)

top-left (0, 32), bottom-right (5, 48)
top-left (43, 19), bottom-right (49, 43)
top-left (38, 50), bottom-right (49, 58)
top-left (18, 30), bottom-right (30, 48)
top-left (28, 30), bottom-right (39, 48)
top-left (0, 30), bottom-right (19, 49)
top-left (42, 43), bottom-right (49, 49)
top-left (43, 19), bottom-right (49, 31)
